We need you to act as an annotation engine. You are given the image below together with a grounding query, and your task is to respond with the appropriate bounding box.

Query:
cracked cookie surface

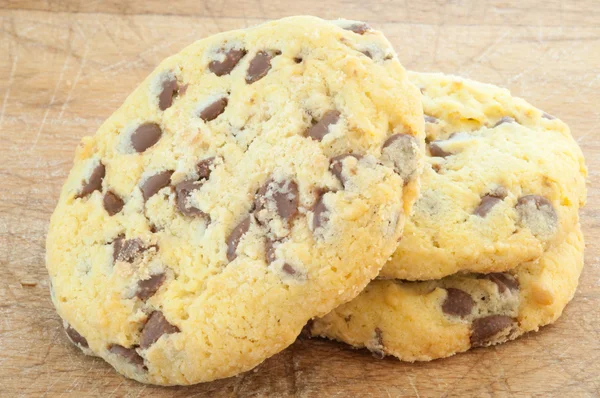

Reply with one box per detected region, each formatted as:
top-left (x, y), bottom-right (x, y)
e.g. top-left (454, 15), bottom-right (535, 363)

top-left (45, 16), bottom-right (424, 385)
top-left (381, 72), bottom-right (586, 280)
top-left (309, 227), bottom-right (584, 361)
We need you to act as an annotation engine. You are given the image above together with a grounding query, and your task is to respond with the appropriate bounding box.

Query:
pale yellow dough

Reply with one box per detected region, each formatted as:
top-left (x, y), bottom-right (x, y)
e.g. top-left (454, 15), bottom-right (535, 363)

top-left (380, 72), bottom-right (586, 280)
top-left (46, 17), bottom-right (424, 385)
top-left (311, 227), bottom-right (584, 361)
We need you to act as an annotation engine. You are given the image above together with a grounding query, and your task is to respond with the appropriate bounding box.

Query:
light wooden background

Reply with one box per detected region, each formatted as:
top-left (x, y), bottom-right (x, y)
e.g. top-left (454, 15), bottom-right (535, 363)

top-left (1, 1), bottom-right (599, 396)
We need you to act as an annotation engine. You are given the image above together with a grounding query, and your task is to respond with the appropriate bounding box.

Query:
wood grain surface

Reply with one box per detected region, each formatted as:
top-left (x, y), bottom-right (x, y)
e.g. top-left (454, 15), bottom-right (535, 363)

top-left (1, 1), bottom-right (599, 396)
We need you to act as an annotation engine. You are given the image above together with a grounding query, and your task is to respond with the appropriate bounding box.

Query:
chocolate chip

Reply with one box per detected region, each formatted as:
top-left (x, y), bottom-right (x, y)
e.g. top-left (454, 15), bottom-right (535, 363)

top-left (103, 191), bottom-right (124, 216)
top-left (344, 23), bottom-right (371, 35)
top-left (246, 51), bottom-right (272, 84)
top-left (109, 344), bottom-right (145, 368)
top-left (312, 193), bottom-right (329, 231)
top-left (294, 57), bottom-right (303, 64)
top-left (542, 112), bottom-right (556, 120)
top-left (494, 116), bottom-right (516, 127)
top-left (175, 180), bottom-right (205, 217)
top-left (112, 236), bottom-right (124, 263)
top-left (306, 110), bottom-right (341, 141)
top-left (481, 273), bottom-right (519, 293)
top-left (78, 163), bottom-right (105, 198)
top-left (158, 76), bottom-right (178, 111)
top-left (368, 328), bottom-right (385, 359)
top-left (424, 115), bottom-right (438, 123)
top-left (381, 134), bottom-right (420, 183)
top-left (65, 324), bottom-right (88, 348)
top-left (178, 84), bottom-right (188, 97)
top-left (199, 97), bottom-right (228, 122)
top-left (136, 273), bottom-right (166, 300)
top-left (515, 195), bottom-right (558, 238)
top-left (140, 311), bottom-right (180, 349)
top-left (361, 50), bottom-right (372, 59)
top-left (282, 263), bottom-right (297, 276)
top-left (254, 178), bottom-right (299, 225)
top-left (474, 195), bottom-right (503, 217)
top-left (265, 237), bottom-right (277, 264)
top-left (330, 154), bottom-right (361, 187)
top-left (489, 187), bottom-right (508, 200)
top-left (209, 48), bottom-right (247, 76)
top-left (470, 315), bottom-right (513, 347)
top-left (442, 288), bottom-right (475, 317)
top-left (227, 216), bottom-right (250, 261)
top-left (196, 157), bottom-right (216, 180)
top-left (131, 123), bottom-right (162, 153)
top-left (140, 171), bottom-right (173, 201)
top-left (114, 238), bottom-right (148, 263)
top-left (428, 141), bottom-right (451, 157)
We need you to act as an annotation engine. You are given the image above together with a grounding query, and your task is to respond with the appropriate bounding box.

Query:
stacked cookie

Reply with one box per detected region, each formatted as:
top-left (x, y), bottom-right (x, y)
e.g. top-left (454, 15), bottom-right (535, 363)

top-left (45, 16), bottom-right (586, 385)
top-left (308, 72), bottom-right (587, 360)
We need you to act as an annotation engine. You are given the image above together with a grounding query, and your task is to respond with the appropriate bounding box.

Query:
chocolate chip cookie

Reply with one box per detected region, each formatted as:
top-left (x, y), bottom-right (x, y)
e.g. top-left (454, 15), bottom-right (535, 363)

top-left (380, 72), bottom-right (587, 280)
top-left (308, 227), bottom-right (584, 361)
top-left (46, 17), bottom-right (424, 385)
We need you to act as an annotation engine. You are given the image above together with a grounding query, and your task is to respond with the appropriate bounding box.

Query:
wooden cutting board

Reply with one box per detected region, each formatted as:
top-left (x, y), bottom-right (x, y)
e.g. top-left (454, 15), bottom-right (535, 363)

top-left (1, 1), bottom-right (599, 396)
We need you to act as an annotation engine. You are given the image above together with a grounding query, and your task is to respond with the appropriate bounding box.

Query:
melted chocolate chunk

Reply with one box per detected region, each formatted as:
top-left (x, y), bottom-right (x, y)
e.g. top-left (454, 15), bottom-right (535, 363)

top-left (428, 141), bottom-right (451, 157)
top-left (282, 263), bottom-right (297, 276)
top-left (178, 84), bottom-right (188, 97)
top-left (330, 154), bottom-right (362, 187)
top-left (199, 97), bottom-right (228, 122)
top-left (481, 273), bottom-right (519, 293)
top-left (140, 311), bottom-right (180, 349)
top-left (306, 110), bottom-right (341, 141)
top-left (470, 315), bottom-right (513, 347)
top-left (136, 273), bottom-right (166, 301)
top-left (109, 344), bottom-right (145, 368)
top-left (175, 180), bottom-right (205, 217)
top-left (254, 178), bottom-right (299, 225)
top-left (140, 171), bottom-right (173, 201)
top-left (103, 191), bottom-right (124, 216)
top-left (65, 324), bottom-right (89, 348)
top-left (265, 237), bottom-right (277, 264)
top-left (226, 216), bottom-right (251, 261)
top-left (112, 236), bottom-right (124, 263)
top-left (196, 157), bottom-right (216, 180)
top-left (158, 76), bottom-right (178, 111)
top-left (381, 134), bottom-right (420, 183)
top-left (515, 195), bottom-right (558, 238)
top-left (344, 23), bottom-right (371, 35)
top-left (246, 51), bottom-right (272, 84)
top-left (113, 238), bottom-right (150, 263)
top-left (442, 288), bottom-right (475, 317)
top-left (474, 195), bottom-right (503, 217)
top-left (174, 158), bottom-right (216, 217)
top-left (78, 163), bottom-right (105, 198)
top-left (209, 48), bottom-right (247, 76)
top-left (131, 123), bottom-right (162, 153)
top-left (494, 116), bottom-right (516, 127)
top-left (368, 328), bottom-right (385, 359)
top-left (312, 193), bottom-right (329, 232)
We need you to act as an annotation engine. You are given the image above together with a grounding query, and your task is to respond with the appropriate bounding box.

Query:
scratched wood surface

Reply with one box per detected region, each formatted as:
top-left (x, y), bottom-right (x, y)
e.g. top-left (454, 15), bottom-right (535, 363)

top-left (0, 1), bottom-right (599, 396)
